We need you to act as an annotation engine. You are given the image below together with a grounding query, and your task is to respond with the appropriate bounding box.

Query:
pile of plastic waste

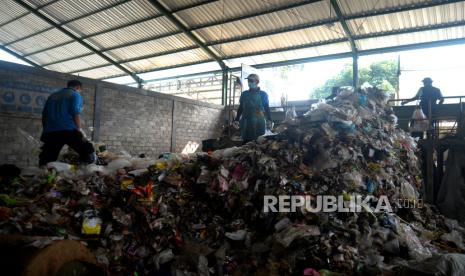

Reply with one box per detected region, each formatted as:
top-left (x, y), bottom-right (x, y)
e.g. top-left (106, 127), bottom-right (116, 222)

top-left (1, 87), bottom-right (465, 276)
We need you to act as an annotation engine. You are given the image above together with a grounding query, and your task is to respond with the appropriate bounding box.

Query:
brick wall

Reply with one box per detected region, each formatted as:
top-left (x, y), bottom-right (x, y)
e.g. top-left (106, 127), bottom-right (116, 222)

top-left (0, 61), bottom-right (224, 167)
top-left (174, 101), bottom-right (223, 153)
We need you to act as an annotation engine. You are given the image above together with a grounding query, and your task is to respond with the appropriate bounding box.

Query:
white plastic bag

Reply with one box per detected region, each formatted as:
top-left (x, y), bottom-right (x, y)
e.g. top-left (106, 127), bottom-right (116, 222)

top-left (410, 107), bottom-right (429, 132)
top-left (282, 106), bottom-right (298, 125)
top-left (398, 223), bottom-right (432, 260)
top-left (46, 161), bottom-right (73, 172)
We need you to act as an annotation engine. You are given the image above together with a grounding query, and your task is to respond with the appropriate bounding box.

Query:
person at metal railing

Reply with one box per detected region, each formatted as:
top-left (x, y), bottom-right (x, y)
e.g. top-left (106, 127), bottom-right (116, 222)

top-left (401, 77), bottom-right (444, 117)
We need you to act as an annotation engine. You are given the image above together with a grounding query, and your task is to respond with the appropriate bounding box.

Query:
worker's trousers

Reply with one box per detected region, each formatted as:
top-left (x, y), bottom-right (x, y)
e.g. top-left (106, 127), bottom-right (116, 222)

top-left (39, 130), bottom-right (95, 166)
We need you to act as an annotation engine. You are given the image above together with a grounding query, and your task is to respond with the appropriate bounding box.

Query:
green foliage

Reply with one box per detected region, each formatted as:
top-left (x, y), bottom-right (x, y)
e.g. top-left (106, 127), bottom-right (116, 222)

top-left (311, 60), bottom-right (399, 99)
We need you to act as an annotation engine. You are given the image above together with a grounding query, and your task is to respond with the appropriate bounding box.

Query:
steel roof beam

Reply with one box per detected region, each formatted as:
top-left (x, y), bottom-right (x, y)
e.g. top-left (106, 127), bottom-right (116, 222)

top-left (330, 0), bottom-right (357, 53)
top-left (0, 44), bottom-right (40, 67)
top-left (121, 36), bottom-right (465, 82)
top-left (33, 0), bottom-right (465, 78)
top-left (12, 0), bottom-right (463, 60)
top-left (353, 20), bottom-right (465, 40)
top-left (22, 0), bottom-right (318, 58)
top-left (75, 37), bottom-right (348, 76)
top-left (100, 60), bottom-right (215, 80)
top-left (12, 0), bottom-right (217, 50)
top-left (344, 0), bottom-right (465, 21)
top-left (43, 18), bottom-right (334, 67)
top-left (66, 45), bottom-right (199, 74)
top-left (53, 18), bottom-right (337, 70)
top-left (146, 0), bottom-right (227, 69)
top-left (221, 38), bottom-right (349, 60)
top-left (4, 0), bottom-right (133, 47)
top-left (12, 0), bottom-right (143, 85)
top-left (22, 0), bottom-right (458, 66)
top-left (0, 0), bottom-right (61, 28)
top-left (41, 31), bottom-right (188, 67)
top-left (100, 25), bottom-right (465, 81)
top-left (330, 0), bottom-right (358, 86)
top-left (251, 38), bottom-right (465, 69)
top-left (20, 0), bottom-right (218, 57)
top-left (61, 0), bottom-right (465, 59)
top-left (188, 0), bottom-right (323, 31)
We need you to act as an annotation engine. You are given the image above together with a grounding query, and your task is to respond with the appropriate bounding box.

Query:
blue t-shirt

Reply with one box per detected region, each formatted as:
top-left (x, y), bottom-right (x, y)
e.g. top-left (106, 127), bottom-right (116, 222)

top-left (42, 88), bottom-right (82, 133)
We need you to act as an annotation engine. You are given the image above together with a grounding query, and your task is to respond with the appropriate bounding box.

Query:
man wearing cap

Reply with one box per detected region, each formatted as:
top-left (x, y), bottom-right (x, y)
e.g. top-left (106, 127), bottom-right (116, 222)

top-left (234, 73), bottom-right (272, 143)
top-left (402, 77), bottom-right (444, 117)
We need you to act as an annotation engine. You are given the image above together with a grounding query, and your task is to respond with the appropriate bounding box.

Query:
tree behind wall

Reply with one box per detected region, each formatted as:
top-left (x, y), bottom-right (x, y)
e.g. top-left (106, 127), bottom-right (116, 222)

top-left (311, 60), bottom-right (399, 99)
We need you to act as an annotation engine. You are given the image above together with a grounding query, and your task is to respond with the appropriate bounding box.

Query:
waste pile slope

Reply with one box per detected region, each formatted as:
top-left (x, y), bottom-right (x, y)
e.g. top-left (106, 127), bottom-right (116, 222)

top-left (1, 88), bottom-right (464, 276)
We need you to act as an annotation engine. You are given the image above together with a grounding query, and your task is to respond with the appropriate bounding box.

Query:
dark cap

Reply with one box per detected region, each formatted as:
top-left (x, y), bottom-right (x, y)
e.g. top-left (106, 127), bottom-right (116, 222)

top-left (245, 73), bottom-right (259, 82)
top-left (422, 77), bottom-right (433, 83)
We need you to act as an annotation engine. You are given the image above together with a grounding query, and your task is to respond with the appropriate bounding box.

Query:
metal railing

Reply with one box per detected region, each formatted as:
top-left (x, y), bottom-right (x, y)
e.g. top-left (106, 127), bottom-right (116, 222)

top-left (389, 95), bottom-right (465, 139)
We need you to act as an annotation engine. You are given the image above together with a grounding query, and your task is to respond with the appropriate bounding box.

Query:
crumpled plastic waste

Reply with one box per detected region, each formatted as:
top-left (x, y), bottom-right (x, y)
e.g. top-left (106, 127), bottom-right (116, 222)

top-left (1, 86), bottom-right (464, 275)
top-left (398, 223), bottom-right (432, 260)
top-left (398, 253), bottom-right (465, 276)
top-left (275, 224), bottom-right (321, 247)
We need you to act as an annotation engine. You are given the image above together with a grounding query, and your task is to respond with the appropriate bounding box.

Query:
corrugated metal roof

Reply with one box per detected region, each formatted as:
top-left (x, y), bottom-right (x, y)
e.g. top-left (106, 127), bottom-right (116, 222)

top-left (193, 1), bottom-right (335, 42)
top-left (105, 33), bottom-right (196, 61)
top-left (0, 13), bottom-right (51, 43)
top-left (7, 28), bottom-right (71, 54)
top-left (27, 42), bottom-right (93, 61)
top-left (175, 0), bottom-right (309, 27)
top-left (357, 26), bottom-right (465, 50)
top-left (2, 0), bottom-right (465, 81)
top-left (86, 17), bottom-right (178, 49)
top-left (64, 0), bottom-right (159, 36)
top-left (162, 0), bottom-right (211, 11)
top-left (211, 24), bottom-right (345, 57)
top-left (225, 41), bottom-right (350, 67)
top-left (123, 48), bottom-right (210, 72)
top-left (336, 0), bottom-right (427, 16)
top-left (39, 0), bottom-right (123, 23)
top-left (73, 64), bottom-right (125, 79)
top-left (30, 47), bottom-right (93, 64)
top-left (26, 0), bottom-right (60, 6)
top-left (347, 1), bottom-right (465, 36)
top-left (45, 54), bottom-right (110, 72)
top-left (0, 0), bottom-right (28, 25)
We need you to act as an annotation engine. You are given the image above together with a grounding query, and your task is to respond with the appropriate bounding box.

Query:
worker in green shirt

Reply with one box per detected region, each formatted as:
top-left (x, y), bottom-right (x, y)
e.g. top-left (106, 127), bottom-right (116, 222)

top-left (234, 74), bottom-right (273, 143)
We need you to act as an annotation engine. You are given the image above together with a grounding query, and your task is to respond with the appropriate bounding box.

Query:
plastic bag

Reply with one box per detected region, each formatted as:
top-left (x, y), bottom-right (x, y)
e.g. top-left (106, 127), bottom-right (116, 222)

top-left (17, 128), bottom-right (42, 165)
top-left (398, 254), bottom-right (465, 276)
top-left (282, 106), bottom-right (297, 124)
top-left (106, 158), bottom-right (132, 173)
top-left (401, 181), bottom-right (418, 201)
top-left (275, 225), bottom-right (320, 247)
top-left (441, 230), bottom-right (465, 250)
top-left (398, 223), bottom-right (432, 260)
top-left (47, 161), bottom-right (74, 173)
top-left (412, 108), bottom-right (427, 120)
top-left (410, 107), bottom-right (429, 132)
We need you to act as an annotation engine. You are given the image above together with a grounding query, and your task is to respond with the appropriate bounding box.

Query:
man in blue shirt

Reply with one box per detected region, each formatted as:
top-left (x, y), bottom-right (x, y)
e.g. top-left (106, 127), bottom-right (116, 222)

top-left (39, 80), bottom-right (95, 166)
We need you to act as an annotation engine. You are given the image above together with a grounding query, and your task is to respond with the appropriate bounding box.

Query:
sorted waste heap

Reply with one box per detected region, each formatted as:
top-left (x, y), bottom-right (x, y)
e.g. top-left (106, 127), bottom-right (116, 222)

top-left (1, 87), bottom-right (465, 276)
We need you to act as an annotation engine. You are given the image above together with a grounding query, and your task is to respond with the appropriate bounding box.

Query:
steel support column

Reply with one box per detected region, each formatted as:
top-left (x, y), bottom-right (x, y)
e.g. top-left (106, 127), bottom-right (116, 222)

top-left (221, 68), bottom-right (228, 106)
top-left (353, 53), bottom-right (358, 88)
top-left (330, 0), bottom-right (358, 88)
